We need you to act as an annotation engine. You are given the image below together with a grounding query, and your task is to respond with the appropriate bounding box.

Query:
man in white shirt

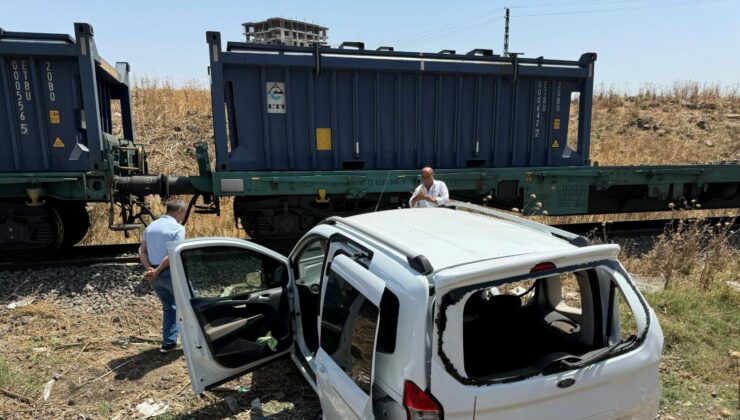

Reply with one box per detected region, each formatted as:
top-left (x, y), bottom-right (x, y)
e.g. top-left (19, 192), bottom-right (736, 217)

top-left (409, 166), bottom-right (449, 208)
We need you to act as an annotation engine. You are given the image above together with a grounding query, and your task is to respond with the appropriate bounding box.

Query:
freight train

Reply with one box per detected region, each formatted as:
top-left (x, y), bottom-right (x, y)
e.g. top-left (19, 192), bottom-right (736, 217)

top-left (1, 23), bottom-right (738, 260)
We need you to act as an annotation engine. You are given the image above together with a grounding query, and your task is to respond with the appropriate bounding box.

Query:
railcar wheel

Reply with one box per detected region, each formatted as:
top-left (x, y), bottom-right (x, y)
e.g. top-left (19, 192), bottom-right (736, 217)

top-left (58, 203), bottom-right (91, 248)
top-left (0, 202), bottom-right (64, 262)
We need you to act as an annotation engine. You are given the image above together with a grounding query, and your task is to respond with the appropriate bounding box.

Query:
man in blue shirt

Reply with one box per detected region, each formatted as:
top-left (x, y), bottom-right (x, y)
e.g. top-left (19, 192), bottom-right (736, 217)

top-left (139, 199), bottom-right (187, 353)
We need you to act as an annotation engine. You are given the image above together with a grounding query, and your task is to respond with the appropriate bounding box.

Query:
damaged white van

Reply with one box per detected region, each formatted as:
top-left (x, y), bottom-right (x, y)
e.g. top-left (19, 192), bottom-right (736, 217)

top-left (168, 202), bottom-right (663, 419)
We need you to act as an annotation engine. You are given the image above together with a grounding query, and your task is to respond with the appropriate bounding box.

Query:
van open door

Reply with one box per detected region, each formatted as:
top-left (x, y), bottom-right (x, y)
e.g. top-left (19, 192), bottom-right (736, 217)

top-left (314, 254), bottom-right (385, 420)
top-left (168, 237), bottom-right (293, 394)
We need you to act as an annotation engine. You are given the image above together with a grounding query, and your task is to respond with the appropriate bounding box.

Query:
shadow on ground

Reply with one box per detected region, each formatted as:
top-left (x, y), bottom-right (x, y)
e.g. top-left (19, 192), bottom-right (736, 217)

top-left (180, 359), bottom-right (320, 419)
top-left (108, 347), bottom-right (183, 381)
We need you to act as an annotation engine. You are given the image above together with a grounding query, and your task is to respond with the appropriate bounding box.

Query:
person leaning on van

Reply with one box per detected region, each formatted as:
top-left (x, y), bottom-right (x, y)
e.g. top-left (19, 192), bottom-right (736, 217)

top-left (409, 166), bottom-right (449, 208)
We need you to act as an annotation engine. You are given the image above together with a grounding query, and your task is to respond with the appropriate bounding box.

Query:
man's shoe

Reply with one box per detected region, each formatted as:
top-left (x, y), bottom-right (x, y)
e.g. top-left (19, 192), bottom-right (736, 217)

top-left (159, 343), bottom-right (177, 353)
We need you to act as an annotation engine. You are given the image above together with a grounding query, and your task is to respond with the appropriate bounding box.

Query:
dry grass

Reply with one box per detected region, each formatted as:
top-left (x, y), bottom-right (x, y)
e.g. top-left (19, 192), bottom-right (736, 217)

top-left (80, 198), bottom-right (244, 246)
top-left (81, 78), bottom-right (243, 245)
top-left (590, 82), bottom-right (740, 165)
top-left (622, 218), bottom-right (739, 290)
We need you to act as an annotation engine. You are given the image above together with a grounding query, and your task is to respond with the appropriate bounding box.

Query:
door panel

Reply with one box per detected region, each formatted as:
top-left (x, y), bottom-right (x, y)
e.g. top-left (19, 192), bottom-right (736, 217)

top-left (290, 236), bottom-right (329, 355)
top-left (169, 237), bottom-right (292, 394)
top-left (316, 254), bottom-right (384, 420)
top-left (316, 349), bottom-right (370, 420)
top-left (190, 287), bottom-right (292, 368)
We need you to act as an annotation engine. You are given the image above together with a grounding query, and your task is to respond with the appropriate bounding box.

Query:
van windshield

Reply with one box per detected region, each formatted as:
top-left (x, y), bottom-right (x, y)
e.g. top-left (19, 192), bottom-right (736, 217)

top-left (437, 262), bottom-right (646, 384)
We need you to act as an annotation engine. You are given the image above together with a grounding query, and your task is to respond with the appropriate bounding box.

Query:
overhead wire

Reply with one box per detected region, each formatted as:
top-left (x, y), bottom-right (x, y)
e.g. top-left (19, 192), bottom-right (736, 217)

top-left (509, 0), bottom-right (666, 9)
top-left (388, 13), bottom-right (503, 45)
top-left (396, 16), bottom-right (505, 49)
top-left (377, 0), bottom-right (730, 52)
top-left (511, 0), bottom-right (732, 17)
top-left (334, 12), bottom-right (498, 50)
top-left (328, 14), bottom-right (495, 49)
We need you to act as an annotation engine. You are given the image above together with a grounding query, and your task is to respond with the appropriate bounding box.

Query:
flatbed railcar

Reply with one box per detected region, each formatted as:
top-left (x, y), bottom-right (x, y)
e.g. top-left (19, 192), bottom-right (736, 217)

top-left (1, 24), bottom-right (738, 260)
top-left (192, 32), bottom-right (739, 247)
top-left (0, 23), bottom-right (189, 260)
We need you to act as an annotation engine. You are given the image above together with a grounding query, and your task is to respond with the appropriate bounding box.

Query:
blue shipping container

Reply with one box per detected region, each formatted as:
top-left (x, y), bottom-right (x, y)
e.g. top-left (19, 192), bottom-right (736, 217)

top-left (207, 33), bottom-right (595, 172)
top-left (0, 23), bottom-right (134, 173)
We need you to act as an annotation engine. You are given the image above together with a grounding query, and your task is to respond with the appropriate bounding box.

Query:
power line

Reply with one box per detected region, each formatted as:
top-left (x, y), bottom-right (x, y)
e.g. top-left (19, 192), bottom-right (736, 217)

top-left (509, 0), bottom-right (662, 9)
top-left (352, 0), bottom-right (730, 52)
top-left (365, 0), bottom-right (729, 52)
top-left (387, 13), bottom-right (499, 45)
top-left (391, 18), bottom-right (502, 49)
top-left (386, 11), bottom-right (503, 46)
top-left (331, 15), bottom-right (493, 49)
top-left (511, 0), bottom-right (732, 18)
top-left (397, 16), bottom-right (504, 50)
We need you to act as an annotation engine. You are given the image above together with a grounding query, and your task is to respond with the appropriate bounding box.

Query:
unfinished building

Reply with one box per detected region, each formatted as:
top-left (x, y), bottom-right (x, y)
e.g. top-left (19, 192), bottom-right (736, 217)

top-left (243, 18), bottom-right (328, 47)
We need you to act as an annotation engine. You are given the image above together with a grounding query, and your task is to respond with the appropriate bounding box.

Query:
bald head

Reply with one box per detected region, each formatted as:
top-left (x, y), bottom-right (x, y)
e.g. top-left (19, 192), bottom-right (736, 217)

top-left (421, 166), bottom-right (434, 188)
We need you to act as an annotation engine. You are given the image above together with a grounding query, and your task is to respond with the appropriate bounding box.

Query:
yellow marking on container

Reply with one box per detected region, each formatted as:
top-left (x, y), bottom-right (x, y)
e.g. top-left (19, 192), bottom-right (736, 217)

top-left (551, 139), bottom-right (560, 148)
top-left (53, 137), bottom-right (65, 148)
top-left (553, 118), bottom-right (560, 129)
top-left (316, 128), bottom-right (332, 151)
top-left (525, 172), bottom-right (534, 182)
top-left (49, 110), bottom-right (60, 124)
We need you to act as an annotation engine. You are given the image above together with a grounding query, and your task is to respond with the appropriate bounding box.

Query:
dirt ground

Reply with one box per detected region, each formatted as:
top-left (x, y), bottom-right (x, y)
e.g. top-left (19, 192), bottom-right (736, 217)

top-left (0, 264), bottom-right (319, 419)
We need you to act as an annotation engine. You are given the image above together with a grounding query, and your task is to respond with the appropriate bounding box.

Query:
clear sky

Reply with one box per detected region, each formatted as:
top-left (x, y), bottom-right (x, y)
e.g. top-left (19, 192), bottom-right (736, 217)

top-left (3, 0), bottom-right (738, 91)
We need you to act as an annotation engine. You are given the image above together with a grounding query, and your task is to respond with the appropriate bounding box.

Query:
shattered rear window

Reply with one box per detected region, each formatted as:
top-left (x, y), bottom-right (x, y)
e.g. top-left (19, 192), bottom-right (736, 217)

top-left (436, 262), bottom-right (647, 384)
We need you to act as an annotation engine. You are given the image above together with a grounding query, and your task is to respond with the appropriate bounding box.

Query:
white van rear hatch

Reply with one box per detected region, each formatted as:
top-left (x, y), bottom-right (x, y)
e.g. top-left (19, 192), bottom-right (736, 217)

top-left (430, 248), bottom-right (663, 420)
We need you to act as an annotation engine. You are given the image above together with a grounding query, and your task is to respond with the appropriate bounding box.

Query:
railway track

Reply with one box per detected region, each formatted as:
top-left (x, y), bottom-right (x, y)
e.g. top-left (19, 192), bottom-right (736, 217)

top-left (0, 243), bottom-right (141, 270)
top-left (1, 216), bottom-right (735, 270)
top-left (551, 216), bottom-right (738, 238)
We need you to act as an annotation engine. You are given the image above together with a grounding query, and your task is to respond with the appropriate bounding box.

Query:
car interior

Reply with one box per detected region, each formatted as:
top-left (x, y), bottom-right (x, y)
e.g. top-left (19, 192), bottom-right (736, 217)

top-left (293, 238), bottom-right (401, 365)
top-left (462, 268), bottom-right (618, 380)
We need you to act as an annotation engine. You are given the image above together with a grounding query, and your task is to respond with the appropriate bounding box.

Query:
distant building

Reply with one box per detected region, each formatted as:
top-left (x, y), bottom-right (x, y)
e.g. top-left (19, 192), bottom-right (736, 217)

top-left (243, 18), bottom-right (328, 47)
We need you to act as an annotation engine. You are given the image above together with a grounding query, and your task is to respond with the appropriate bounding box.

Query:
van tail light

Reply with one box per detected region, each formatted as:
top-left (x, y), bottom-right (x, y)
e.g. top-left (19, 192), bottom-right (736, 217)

top-left (403, 380), bottom-right (442, 420)
top-left (530, 262), bottom-right (556, 273)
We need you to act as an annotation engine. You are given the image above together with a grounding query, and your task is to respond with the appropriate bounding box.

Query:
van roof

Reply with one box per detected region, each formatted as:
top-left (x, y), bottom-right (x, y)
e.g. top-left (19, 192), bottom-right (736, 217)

top-left (343, 208), bottom-right (577, 271)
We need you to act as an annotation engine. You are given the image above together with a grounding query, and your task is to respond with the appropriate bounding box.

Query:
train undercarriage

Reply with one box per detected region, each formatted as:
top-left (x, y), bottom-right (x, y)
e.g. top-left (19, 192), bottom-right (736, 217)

top-left (233, 179), bottom-right (740, 253)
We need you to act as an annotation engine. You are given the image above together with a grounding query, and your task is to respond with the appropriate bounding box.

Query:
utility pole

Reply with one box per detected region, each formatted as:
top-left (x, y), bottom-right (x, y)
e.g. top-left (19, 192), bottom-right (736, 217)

top-left (503, 7), bottom-right (510, 57)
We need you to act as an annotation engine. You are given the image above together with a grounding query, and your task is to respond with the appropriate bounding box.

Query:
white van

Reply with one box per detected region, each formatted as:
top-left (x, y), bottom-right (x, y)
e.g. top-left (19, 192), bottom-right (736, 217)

top-left (168, 203), bottom-right (663, 419)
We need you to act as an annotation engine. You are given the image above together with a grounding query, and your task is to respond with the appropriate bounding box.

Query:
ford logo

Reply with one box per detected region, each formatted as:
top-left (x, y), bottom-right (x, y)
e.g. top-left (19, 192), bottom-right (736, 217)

top-left (557, 378), bottom-right (576, 388)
